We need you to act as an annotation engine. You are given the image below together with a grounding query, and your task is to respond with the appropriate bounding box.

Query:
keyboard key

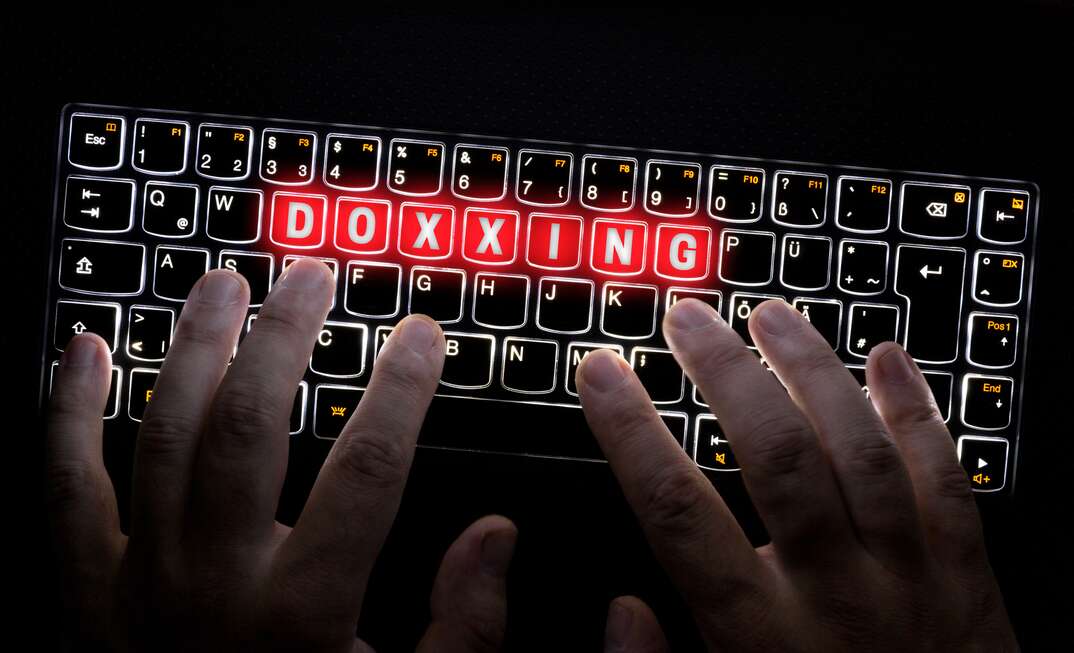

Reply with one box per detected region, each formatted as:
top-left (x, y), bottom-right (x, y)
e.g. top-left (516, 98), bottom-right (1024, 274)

top-left (281, 255), bottom-right (339, 310)
top-left (132, 118), bottom-right (190, 174)
top-left (967, 313), bottom-right (1018, 368)
top-left (978, 189), bottom-right (1030, 245)
top-left (772, 171), bottom-right (828, 227)
top-left (59, 238), bottom-right (146, 296)
top-left (463, 208), bottom-right (520, 265)
top-left (526, 214), bottom-right (584, 270)
top-left (590, 219), bottom-right (648, 276)
top-left (442, 333), bottom-right (496, 389)
top-left (718, 230), bottom-right (775, 286)
top-left (837, 239), bottom-right (889, 295)
top-left (313, 385), bottom-right (363, 440)
top-left (290, 382), bottom-right (308, 435)
top-left (501, 337), bottom-right (558, 394)
top-left (473, 273), bottom-right (529, 329)
top-left (792, 297), bottom-right (842, 349)
top-left (269, 192), bottom-right (328, 249)
top-left (846, 302), bottom-right (900, 358)
top-left (128, 367), bottom-right (159, 421)
top-left (565, 342), bottom-right (624, 396)
top-left (196, 123), bottom-right (253, 180)
top-left (961, 374), bottom-right (1013, 430)
top-left (899, 181), bottom-right (970, 239)
top-left (54, 300), bottom-right (120, 352)
top-left (51, 362), bottom-right (121, 419)
top-left (68, 113), bottom-right (125, 170)
top-left (64, 176), bottom-right (135, 233)
top-left (654, 224), bottom-right (712, 281)
top-left (972, 251), bottom-right (1023, 307)
top-left (452, 144), bottom-right (509, 200)
top-left (516, 149), bottom-right (573, 206)
top-left (922, 371), bottom-right (953, 423)
top-left (334, 197), bottom-right (392, 255)
top-left (894, 244), bottom-right (966, 364)
top-left (388, 138), bottom-right (445, 195)
top-left (219, 251), bottom-right (274, 306)
top-left (345, 261), bottom-right (401, 318)
top-left (600, 282), bottom-right (658, 339)
top-left (399, 202), bottom-right (456, 259)
top-left (259, 128), bottom-right (316, 185)
top-left (729, 292), bottom-right (783, 348)
top-left (660, 412), bottom-right (688, 449)
top-left (153, 245), bottom-right (209, 302)
top-left (324, 134), bottom-right (381, 190)
top-left (206, 187), bottom-right (263, 243)
top-left (537, 277), bottom-right (594, 334)
top-left (694, 416), bottom-right (738, 471)
top-left (409, 267), bottom-right (465, 323)
top-left (835, 176), bottom-right (892, 233)
top-left (310, 322), bottom-right (368, 378)
top-left (707, 165), bottom-right (764, 222)
top-left (127, 305), bottom-right (174, 362)
top-left (779, 234), bottom-right (832, 291)
top-left (373, 326), bottom-right (393, 358)
top-left (957, 435), bottom-right (1009, 492)
top-left (666, 287), bottom-right (723, 314)
top-left (580, 154), bottom-right (637, 211)
top-left (846, 364), bottom-right (870, 397)
top-left (143, 181), bottom-right (199, 238)
top-left (630, 347), bottom-right (684, 404)
top-left (643, 160), bottom-right (701, 217)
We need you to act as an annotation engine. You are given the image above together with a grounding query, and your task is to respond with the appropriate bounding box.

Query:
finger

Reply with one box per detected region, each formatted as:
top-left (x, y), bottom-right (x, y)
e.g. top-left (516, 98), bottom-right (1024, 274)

top-left (193, 259), bottom-right (334, 542)
top-left (866, 342), bottom-right (987, 570)
top-left (662, 299), bottom-right (855, 564)
top-left (749, 300), bottom-right (924, 566)
top-left (604, 596), bottom-right (670, 653)
top-left (131, 269), bottom-right (249, 546)
top-left (278, 314), bottom-right (445, 625)
top-left (576, 349), bottom-right (769, 631)
top-left (416, 515), bottom-right (517, 653)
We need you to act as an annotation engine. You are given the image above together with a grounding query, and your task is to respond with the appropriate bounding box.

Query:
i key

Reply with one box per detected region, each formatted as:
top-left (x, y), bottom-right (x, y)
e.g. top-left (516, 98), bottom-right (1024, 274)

top-left (837, 239), bottom-right (889, 295)
top-left (973, 251), bottom-right (1024, 307)
top-left (409, 267), bottom-right (465, 323)
top-left (580, 154), bottom-right (637, 211)
top-left (127, 305), bottom-right (174, 361)
top-left (835, 177), bottom-right (892, 233)
top-left (59, 238), bottom-right (146, 296)
top-left (453, 144), bottom-right (509, 200)
top-left (708, 165), bottom-right (764, 222)
top-left (132, 118), bottom-right (189, 174)
top-left (780, 235), bottom-right (832, 291)
top-left (846, 303), bottom-right (900, 358)
top-left (772, 171), bottom-right (828, 227)
top-left (68, 113), bottom-right (125, 170)
top-left (153, 246), bottom-right (209, 302)
top-left (718, 230), bottom-right (775, 286)
top-left (899, 182), bottom-right (970, 239)
top-left (54, 300), bottom-right (120, 352)
top-left (630, 348), bottom-right (684, 404)
top-left (537, 278), bottom-right (594, 334)
top-left (501, 337), bottom-right (558, 394)
top-left (260, 129), bottom-right (316, 185)
top-left (143, 182), bottom-right (199, 238)
top-left (196, 123), bottom-right (254, 180)
top-left (967, 313), bottom-right (1018, 368)
top-left (388, 138), bottom-right (445, 195)
top-left (516, 150), bottom-right (572, 206)
top-left (324, 134), bottom-right (381, 190)
top-left (442, 333), bottom-right (496, 390)
top-left (64, 176), bottom-right (135, 233)
top-left (894, 245), bottom-right (966, 363)
top-left (601, 283), bottom-right (658, 339)
top-left (310, 322), bottom-right (367, 378)
top-left (565, 343), bottom-right (624, 396)
top-left (644, 160), bottom-right (701, 217)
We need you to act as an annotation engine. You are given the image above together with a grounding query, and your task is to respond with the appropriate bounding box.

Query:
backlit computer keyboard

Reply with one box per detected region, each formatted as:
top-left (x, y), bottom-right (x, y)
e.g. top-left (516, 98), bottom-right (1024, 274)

top-left (41, 104), bottom-right (1038, 494)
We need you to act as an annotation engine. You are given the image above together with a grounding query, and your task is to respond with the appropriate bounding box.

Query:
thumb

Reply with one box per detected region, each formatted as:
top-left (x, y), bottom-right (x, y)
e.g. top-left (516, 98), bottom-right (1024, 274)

top-left (604, 596), bottom-right (669, 653)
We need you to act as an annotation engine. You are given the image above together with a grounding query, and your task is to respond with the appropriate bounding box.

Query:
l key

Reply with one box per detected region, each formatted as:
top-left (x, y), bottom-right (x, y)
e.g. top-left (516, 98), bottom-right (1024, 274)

top-left (894, 245), bottom-right (966, 364)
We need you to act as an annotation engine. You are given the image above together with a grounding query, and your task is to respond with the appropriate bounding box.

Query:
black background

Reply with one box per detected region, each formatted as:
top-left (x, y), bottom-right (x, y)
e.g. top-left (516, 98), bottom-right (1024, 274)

top-left (7, 5), bottom-right (1073, 650)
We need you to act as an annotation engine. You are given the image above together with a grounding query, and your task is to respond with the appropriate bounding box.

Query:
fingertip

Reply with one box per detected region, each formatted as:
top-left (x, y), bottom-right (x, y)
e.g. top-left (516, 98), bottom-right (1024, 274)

top-left (868, 341), bottom-right (917, 386)
top-left (192, 268), bottom-right (249, 305)
top-left (605, 595), bottom-right (668, 653)
top-left (663, 297), bottom-right (721, 335)
top-left (394, 313), bottom-right (445, 356)
top-left (60, 333), bottom-right (109, 369)
top-left (477, 515), bottom-right (517, 577)
top-left (277, 257), bottom-right (334, 291)
top-left (577, 348), bottom-right (631, 394)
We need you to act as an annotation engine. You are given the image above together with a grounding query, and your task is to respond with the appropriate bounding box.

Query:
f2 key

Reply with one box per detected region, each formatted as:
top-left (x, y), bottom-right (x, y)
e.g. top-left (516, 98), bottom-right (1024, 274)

top-left (196, 123), bottom-right (253, 180)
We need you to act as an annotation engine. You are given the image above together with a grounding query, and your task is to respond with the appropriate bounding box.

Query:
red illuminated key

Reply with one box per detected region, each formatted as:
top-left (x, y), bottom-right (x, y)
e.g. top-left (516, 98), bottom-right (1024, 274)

top-left (526, 214), bottom-right (583, 270)
top-left (398, 202), bottom-right (455, 260)
top-left (654, 224), bottom-right (712, 281)
top-left (463, 208), bottom-right (519, 265)
top-left (334, 197), bottom-right (392, 255)
top-left (270, 192), bottom-right (328, 249)
top-left (590, 219), bottom-right (648, 276)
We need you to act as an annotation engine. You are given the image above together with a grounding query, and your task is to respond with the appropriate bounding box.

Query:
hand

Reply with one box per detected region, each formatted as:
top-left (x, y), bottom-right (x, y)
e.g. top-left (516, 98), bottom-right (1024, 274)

top-left (577, 298), bottom-right (1018, 652)
top-left (46, 259), bottom-right (517, 652)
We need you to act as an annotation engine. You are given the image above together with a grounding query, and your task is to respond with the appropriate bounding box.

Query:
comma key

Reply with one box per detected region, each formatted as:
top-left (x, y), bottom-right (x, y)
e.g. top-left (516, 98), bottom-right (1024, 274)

top-left (630, 348), bottom-right (684, 404)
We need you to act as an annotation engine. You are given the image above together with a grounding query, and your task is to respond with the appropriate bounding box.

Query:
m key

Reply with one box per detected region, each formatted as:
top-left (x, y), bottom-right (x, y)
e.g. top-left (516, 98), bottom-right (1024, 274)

top-left (894, 245), bottom-right (966, 364)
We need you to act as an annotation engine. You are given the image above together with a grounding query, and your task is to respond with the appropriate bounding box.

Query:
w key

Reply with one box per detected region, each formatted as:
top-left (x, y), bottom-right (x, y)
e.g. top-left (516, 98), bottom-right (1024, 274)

top-left (894, 245), bottom-right (966, 364)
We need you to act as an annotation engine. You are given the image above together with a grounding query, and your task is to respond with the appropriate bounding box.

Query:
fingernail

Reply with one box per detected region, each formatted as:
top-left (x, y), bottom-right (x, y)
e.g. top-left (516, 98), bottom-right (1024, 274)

top-left (878, 346), bottom-right (915, 384)
top-left (756, 300), bottom-right (799, 336)
top-left (479, 527), bottom-right (516, 577)
top-left (196, 271), bottom-right (244, 304)
top-left (665, 298), bottom-right (721, 332)
top-left (397, 316), bottom-right (440, 353)
top-left (278, 259), bottom-right (331, 291)
top-left (62, 335), bottom-right (99, 368)
top-left (604, 600), bottom-right (633, 651)
top-left (580, 350), bottom-right (627, 392)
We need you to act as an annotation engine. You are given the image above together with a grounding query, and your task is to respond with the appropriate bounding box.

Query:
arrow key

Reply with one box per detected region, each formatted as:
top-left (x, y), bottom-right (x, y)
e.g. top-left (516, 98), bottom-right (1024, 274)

top-left (956, 435), bottom-right (1009, 492)
top-left (967, 313), bottom-right (1018, 368)
top-left (693, 415), bottom-right (738, 471)
top-left (54, 300), bottom-right (120, 352)
top-left (961, 373), bottom-right (1014, 430)
top-left (127, 305), bottom-right (175, 361)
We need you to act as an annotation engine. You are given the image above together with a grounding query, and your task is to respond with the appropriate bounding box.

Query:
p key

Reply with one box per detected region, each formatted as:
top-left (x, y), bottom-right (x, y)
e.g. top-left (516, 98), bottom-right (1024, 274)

top-left (630, 347), bottom-right (684, 404)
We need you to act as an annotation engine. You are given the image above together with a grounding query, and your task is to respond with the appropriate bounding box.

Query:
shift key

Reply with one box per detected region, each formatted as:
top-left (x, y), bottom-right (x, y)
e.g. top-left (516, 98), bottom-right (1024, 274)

top-left (894, 245), bottom-right (966, 364)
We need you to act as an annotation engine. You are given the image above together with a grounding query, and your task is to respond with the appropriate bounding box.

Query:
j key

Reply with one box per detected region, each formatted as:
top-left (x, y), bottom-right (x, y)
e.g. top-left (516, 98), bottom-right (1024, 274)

top-left (59, 238), bottom-right (145, 296)
top-left (153, 246), bottom-right (209, 302)
top-left (978, 189), bottom-right (1030, 244)
top-left (957, 436), bottom-right (1009, 492)
top-left (311, 322), bottom-right (368, 378)
top-left (772, 171), bottom-right (828, 227)
top-left (894, 245), bottom-right (966, 363)
top-left (846, 303), bottom-right (900, 358)
top-left (206, 187), bottom-right (263, 243)
top-left (260, 129), bottom-right (316, 185)
top-left (601, 283), bottom-right (658, 339)
top-left (127, 305), bottom-right (174, 361)
top-left (644, 160), bottom-right (702, 216)
top-left (660, 413), bottom-right (688, 449)
top-left (409, 267), bottom-right (465, 323)
top-left (837, 239), bottom-right (889, 295)
top-left (473, 273), bottom-right (529, 329)
top-left (345, 261), bottom-right (401, 318)
top-left (68, 113), bottom-right (125, 170)
top-left (780, 235), bottom-right (832, 291)
top-left (501, 337), bottom-right (558, 394)
top-left (835, 177), bottom-right (892, 233)
top-left (580, 154), bottom-right (637, 211)
top-left (290, 382), bottom-right (308, 435)
top-left (630, 347), bottom-right (684, 404)
top-left (718, 230), bottom-right (775, 286)
top-left (729, 293), bottom-right (783, 348)
top-left (64, 176), bottom-right (135, 232)
top-left (219, 251), bottom-right (274, 306)
top-left (793, 298), bottom-right (842, 349)
top-left (961, 374), bottom-right (1013, 430)
top-left (132, 118), bottom-right (190, 174)
top-left (537, 278), bottom-right (594, 334)
top-left (453, 144), bottom-right (509, 200)
top-left (565, 342), bottom-right (624, 396)
top-left (440, 333), bottom-right (496, 390)
top-left (388, 138), bottom-right (445, 195)
top-left (922, 371), bottom-right (953, 423)
top-left (708, 165), bottom-right (764, 222)
top-left (323, 134), bottom-right (381, 190)
top-left (196, 123), bottom-right (254, 180)
top-left (54, 300), bottom-right (120, 352)
top-left (313, 385), bottom-right (363, 439)
top-left (694, 416), bottom-right (738, 471)
top-left (128, 368), bottom-right (159, 421)
top-left (516, 149), bottom-right (573, 206)
top-left (967, 313), bottom-right (1018, 368)
top-left (51, 362), bottom-right (121, 419)
top-left (666, 287), bottom-right (723, 314)
top-left (973, 251), bottom-right (1024, 307)
top-left (899, 182), bottom-right (970, 239)
top-left (143, 182), bottom-right (199, 238)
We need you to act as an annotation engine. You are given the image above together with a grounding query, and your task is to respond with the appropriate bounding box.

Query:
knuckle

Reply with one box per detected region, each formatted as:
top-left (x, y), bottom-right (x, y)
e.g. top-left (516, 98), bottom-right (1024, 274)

top-left (787, 341), bottom-right (844, 383)
top-left (844, 428), bottom-right (905, 479)
top-left (742, 412), bottom-right (814, 476)
top-left (255, 302), bottom-right (311, 339)
top-left (332, 433), bottom-right (410, 490)
top-left (931, 460), bottom-right (974, 501)
top-left (456, 615), bottom-right (505, 653)
top-left (138, 408), bottom-right (204, 459)
top-left (172, 315), bottom-right (233, 351)
top-left (639, 467), bottom-right (710, 539)
top-left (210, 379), bottom-right (277, 450)
top-left (894, 398), bottom-right (945, 433)
top-left (44, 461), bottom-right (96, 513)
top-left (691, 337), bottom-right (752, 380)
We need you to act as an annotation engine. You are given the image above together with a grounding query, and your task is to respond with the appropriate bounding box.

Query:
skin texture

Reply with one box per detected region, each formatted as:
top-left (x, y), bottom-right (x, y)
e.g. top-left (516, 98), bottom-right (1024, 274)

top-left (45, 260), bottom-right (516, 652)
top-left (580, 298), bottom-right (1019, 652)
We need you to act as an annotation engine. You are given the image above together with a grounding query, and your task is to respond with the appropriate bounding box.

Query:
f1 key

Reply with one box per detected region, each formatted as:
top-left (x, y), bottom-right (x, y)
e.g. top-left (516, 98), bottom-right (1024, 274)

top-left (132, 118), bottom-right (190, 174)
top-left (772, 171), bottom-right (828, 227)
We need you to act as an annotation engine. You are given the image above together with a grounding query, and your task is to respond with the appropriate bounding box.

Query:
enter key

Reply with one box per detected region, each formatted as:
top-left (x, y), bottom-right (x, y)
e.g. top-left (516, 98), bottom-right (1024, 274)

top-left (894, 244), bottom-right (966, 364)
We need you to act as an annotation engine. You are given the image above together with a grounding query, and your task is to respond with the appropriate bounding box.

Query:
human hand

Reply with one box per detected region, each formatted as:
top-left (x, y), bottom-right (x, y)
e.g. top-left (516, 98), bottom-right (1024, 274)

top-left (46, 260), bottom-right (516, 652)
top-left (577, 298), bottom-right (1018, 652)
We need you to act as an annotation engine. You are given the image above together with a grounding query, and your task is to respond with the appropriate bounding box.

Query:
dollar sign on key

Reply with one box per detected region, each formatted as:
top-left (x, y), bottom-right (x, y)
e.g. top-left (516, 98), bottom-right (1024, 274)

top-left (333, 140), bottom-right (342, 153)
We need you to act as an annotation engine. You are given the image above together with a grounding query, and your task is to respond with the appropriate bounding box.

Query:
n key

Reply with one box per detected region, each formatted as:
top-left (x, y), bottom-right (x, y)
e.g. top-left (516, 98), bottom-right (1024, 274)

top-left (894, 245), bottom-right (966, 364)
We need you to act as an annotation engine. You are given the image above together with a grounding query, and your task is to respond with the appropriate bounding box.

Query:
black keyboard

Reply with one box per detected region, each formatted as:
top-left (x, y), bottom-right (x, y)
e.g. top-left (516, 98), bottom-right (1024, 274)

top-left (41, 103), bottom-right (1039, 494)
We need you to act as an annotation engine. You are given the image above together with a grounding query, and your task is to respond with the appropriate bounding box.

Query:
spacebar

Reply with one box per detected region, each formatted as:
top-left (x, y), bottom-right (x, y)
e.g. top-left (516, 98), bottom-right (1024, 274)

top-left (418, 395), bottom-right (605, 461)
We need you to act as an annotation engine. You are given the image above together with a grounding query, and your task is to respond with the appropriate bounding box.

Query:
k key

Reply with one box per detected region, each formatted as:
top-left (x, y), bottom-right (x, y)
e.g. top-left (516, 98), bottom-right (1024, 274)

top-left (600, 283), bottom-right (658, 339)
top-left (64, 176), bottom-right (135, 233)
top-left (644, 160), bottom-right (702, 216)
top-left (388, 138), bottom-right (445, 195)
top-left (894, 245), bottom-right (966, 364)
top-left (516, 150), bottom-right (573, 206)
top-left (324, 134), bottom-right (381, 190)
top-left (772, 171), bottom-right (828, 227)
top-left (453, 144), bottom-right (509, 200)
top-left (132, 118), bottom-right (190, 174)
top-left (196, 123), bottom-right (254, 180)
